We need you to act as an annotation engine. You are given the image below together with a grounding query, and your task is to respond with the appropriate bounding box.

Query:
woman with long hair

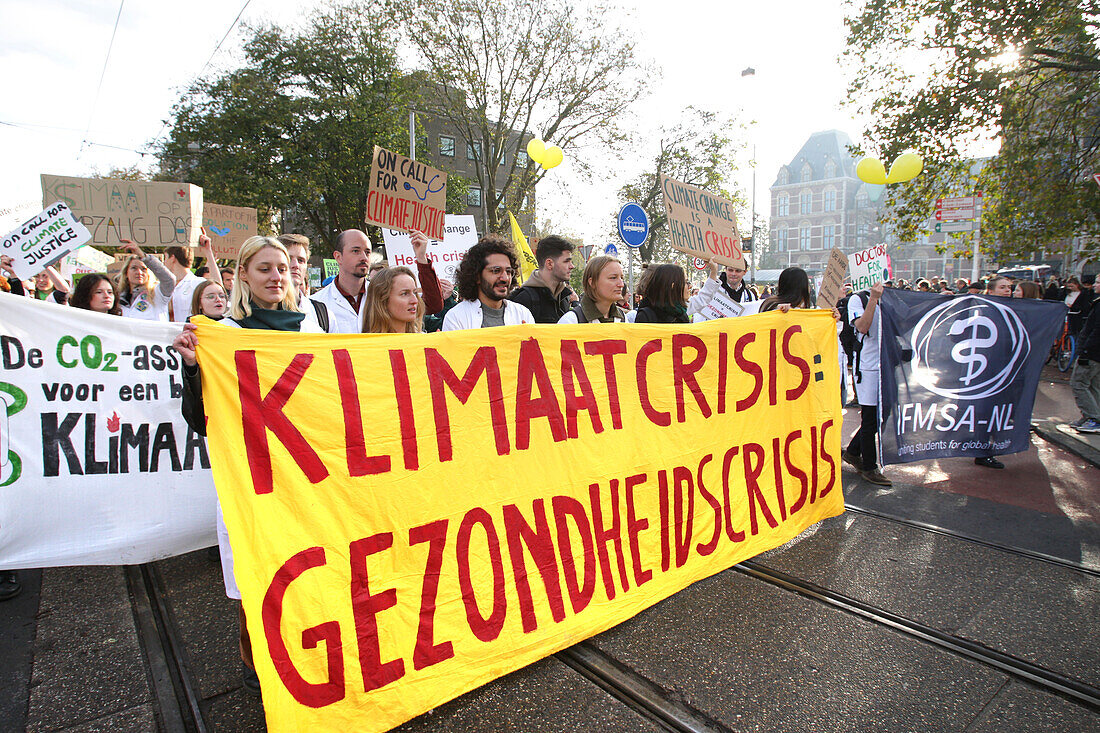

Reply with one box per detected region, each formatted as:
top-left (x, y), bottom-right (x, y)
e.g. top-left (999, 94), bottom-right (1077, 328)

top-left (634, 263), bottom-right (691, 323)
top-left (1013, 281), bottom-right (1042, 299)
top-left (558, 255), bottom-right (627, 323)
top-left (189, 279), bottom-right (228, 320)
top-left (115, 241), bottom-right (176, 320)
top-left (759, 267), bottom-right (814, 312)
top-left (70, 274), bottom-right (121, 315)
top-left (1065, 276), bottom-right (1093, 338)
top-left (172, 235), bottom-right (321, 696)
top-left (362, 266), bottom-right (426, 333)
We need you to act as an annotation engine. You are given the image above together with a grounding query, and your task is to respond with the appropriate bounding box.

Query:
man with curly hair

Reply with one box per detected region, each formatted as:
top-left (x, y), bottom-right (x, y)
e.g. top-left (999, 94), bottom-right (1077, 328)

top-left (442, 235), bottom-right (534, 330)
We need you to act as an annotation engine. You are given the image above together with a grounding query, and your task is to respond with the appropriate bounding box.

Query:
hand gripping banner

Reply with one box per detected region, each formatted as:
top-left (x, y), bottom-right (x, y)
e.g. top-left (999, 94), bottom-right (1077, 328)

top-left (878, 289), bottom-right (1066, 465)
top-left (194, 311), bottom-right (845, 732)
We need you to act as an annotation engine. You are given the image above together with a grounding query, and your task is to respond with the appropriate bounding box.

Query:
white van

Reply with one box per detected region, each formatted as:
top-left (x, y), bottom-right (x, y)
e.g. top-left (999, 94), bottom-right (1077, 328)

top-left (997, 265), bottom-right (1053, 282)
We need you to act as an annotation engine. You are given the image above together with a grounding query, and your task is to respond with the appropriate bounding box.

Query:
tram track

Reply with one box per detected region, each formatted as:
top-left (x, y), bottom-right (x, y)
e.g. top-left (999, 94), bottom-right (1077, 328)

top-left (843, 502), bottom-right (1100, 578)
top-left (734, 560), bottom-right (1100, 712)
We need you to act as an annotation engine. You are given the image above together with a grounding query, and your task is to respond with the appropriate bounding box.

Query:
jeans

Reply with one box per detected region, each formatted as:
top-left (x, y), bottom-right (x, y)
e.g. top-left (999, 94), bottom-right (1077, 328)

top-left (1071, 359), bottom-right (1100, 420)
top-left (846, 405), bottom-right (879, 472)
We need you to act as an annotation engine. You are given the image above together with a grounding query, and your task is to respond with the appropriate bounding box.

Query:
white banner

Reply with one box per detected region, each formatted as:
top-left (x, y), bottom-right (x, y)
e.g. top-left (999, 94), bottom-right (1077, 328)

top-left (0, 293), bottom-right (216, 568)
top-left (848, 243), bottom-right (890, 291)
top-left (1, 202), bottom-right (92, 279)
top-left (382, 214), bottom-right (477, 283)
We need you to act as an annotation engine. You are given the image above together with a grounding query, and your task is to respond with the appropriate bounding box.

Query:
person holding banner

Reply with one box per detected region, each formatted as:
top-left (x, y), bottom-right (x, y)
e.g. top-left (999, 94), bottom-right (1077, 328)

top-left (189, 280), bottom-right (228, 320)
top-left (173, 235), bottom-right (322, 695)
top-left (362, 266), bottom-right (426, 333)
top-left (69, 273), bottom-right (121, 315)
top-left (558, 255), bottom-right (628, 324)
top-left (842, 280), bottom-right (893, 486)
top-left (507, 234), bottom-right (577, 323)
top-left (116, 242), bottom-right (176, 321)
top-left (442, 236), bottom-right (534, 329)
top-left (633, 264), bottom-right (692, 323)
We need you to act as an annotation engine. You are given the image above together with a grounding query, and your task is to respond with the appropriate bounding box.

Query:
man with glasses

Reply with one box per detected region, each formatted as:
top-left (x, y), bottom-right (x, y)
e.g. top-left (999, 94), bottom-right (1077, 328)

top-left (443, 235), bottom-right (534, 330)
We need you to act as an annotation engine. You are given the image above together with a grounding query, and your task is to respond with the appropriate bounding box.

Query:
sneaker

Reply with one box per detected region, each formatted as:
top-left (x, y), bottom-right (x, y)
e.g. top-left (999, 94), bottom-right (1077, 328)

top-left (242, 662), bottom-right (261, 696)
top-left (859, 469), bottom-right (892, 486)
top-left (841, 450), bottom-right (863, 472)
top-left (1069, 417), bottom-right (1088, 428)
top-left (974, 456), bottom-right (1005, 469)
top-left (1077, 419), bottom-right (1100, 434)
top-left (0, 570), bottom-right (22, 602)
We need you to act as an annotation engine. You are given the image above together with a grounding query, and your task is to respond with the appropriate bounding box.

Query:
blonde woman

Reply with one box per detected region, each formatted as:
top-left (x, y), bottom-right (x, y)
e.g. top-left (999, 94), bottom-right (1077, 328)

top-left (171, 235), bottom-right (320, 695)
top-left (362, 266), bottom-right (426, 333)
top-left (115, 241), bottom-right (176, 320)
top-left (558, 255), bottom-right (628, 323)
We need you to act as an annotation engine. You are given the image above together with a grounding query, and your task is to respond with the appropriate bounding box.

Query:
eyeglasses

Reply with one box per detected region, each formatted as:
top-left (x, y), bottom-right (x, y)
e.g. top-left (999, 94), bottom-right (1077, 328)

top-left (202, 292), bottom-right (227, 301)
top-left (484, 266), bottom-right (516, 277)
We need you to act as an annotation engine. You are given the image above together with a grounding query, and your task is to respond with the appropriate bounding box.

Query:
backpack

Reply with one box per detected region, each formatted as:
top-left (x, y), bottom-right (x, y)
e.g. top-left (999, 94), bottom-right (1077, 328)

top-left (836, 291), bottom-right (869, 364)
top-left (310, 299), bottom-right (330, 332)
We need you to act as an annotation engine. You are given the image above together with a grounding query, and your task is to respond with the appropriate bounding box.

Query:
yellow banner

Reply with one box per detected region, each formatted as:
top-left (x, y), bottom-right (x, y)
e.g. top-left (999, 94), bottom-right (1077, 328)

top-left (195, 311), bottom-right (844, 732)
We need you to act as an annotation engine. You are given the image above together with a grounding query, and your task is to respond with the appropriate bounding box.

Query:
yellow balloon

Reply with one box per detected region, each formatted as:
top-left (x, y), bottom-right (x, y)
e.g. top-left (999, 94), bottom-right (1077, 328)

top-left (526, 138), bottom-right (546, 166)
top-left (856, 157), bottom-right (887, 185)
top-left (542, 145), bottom-right (564, 169)
top-left (885, 152), bottom-right (924, 184)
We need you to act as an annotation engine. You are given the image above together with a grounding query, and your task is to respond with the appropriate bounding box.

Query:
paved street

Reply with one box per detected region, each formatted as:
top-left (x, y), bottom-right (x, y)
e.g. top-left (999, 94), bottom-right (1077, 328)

top-left (3, 374), bottom-right (1098, 733)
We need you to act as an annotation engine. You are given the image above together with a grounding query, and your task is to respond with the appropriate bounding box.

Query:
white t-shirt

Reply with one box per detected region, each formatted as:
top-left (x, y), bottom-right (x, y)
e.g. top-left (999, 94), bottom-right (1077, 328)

top-left (848, 292), bottom-right (881, 372)
top-left (170, 272), bottom-right (206, 322)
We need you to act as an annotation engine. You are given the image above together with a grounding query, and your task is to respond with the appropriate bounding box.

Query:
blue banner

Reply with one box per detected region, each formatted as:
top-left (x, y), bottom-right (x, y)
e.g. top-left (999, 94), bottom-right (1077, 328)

top-left (878, 289), bottom-right (1066, 465)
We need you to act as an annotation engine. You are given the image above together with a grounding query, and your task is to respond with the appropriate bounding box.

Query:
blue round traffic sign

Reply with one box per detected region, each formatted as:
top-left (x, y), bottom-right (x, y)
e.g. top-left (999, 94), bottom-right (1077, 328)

top-left (617, 203), bottom-right (649, 248)
top-left (605, 242), bottom-right (619, 256)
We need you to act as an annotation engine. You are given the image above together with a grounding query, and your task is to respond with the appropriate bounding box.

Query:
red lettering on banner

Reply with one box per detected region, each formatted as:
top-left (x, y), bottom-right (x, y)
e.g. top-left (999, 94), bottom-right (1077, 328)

top-left (695, 454), bottom-right (721, 555)
top-left (623, 473), bottom-right (652, 586)
top-left (636, 339), bottom-right (671, 427)
top-left (734, 334), bottom-right (762, 411)
top-left (672, 465), bottom-right (695, 568)
top-left (389, 350), bottom-right (418, 470)
top-left (810, 424), bottom-right (820, 503)
top-left (515, 339), bottom-right (567, 450)
top-left (672, 333), bottom-right (711, 422)
top-left (261, 547), bottom-right (345, 707)
top-left (583, 340), bottom-right (627, 430)
top-left (784, 430), bottom-right (809, 515)
top-left (426, 347), bottom-right (509, 461)
top-left (560, 340), bottom-right (604, 437)
top-left (717, 332), bottom-right (728, 414)
top-left (768, 330), bottom-right (779, 406)
top-left (349, 533), bottom-right (404, 692)
top-left (551, 496), bottom-right (597, 614)
top-left (503, 499), bottom-right (566, 633)
top-left (589, 480), bottom-right (630, 599)
top-left (456, 509), bottom-right (507, 642)
top-left (721, 447), bottom-right (746, 542)
top-left (771, 436), bottom-right (787, 522)
top-left (334, 349), bottom-right (391, 476)
top-left (658, 469), bottom-right (671, 572)
top-left (409, 520), bottom-right (454, 671)
top-left (743, 442), bottom-right (778, 535)
top-left (782, 326), bottom-right (811, 401)
top-left (819, 420), bottom-right (836, 499)
top-left (236, 351), bottom-right (328, 494)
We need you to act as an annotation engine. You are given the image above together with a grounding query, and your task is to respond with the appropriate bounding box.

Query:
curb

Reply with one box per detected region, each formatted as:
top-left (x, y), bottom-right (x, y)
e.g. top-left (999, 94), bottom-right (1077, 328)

top-left (1031, 420), bottom-right (1100, 469)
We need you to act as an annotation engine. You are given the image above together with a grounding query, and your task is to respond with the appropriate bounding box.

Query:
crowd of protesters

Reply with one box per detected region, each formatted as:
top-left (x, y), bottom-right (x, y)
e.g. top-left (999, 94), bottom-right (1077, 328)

top-left (4, 225), bottom-right (1099, 701)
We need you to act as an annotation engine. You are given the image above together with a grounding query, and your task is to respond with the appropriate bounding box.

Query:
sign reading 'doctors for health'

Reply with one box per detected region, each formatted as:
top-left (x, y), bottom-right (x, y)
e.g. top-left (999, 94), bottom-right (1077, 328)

top-left (1, 202), bottom-right (92, 279)
top-left (382, 215), bottom-right (478, 283)
top-left (203, 203), bottom-right (258, 260)
top-left (364, 146), bottom-right (447, 240)
top-left (848, 243), bottom-right (889, 291)
top-left (660, 175), bottom-right (745, 269)
top-left (41, 175), bottom-right (203, 249)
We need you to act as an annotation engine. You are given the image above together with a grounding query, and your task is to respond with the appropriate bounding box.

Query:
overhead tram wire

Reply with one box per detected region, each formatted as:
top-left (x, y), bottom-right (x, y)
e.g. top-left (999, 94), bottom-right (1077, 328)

top-left (80, 0), bottom-right (127, 159)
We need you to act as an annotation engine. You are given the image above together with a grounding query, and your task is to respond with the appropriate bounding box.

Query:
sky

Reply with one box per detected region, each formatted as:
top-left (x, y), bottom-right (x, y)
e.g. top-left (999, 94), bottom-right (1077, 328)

top-left (0, 0), bottom-right (872, 244)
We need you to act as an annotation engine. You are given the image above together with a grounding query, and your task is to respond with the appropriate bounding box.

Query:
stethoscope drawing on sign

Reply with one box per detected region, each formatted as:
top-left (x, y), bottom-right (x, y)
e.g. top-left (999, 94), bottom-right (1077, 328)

top-left (405, 175), bottom-right (445, 202)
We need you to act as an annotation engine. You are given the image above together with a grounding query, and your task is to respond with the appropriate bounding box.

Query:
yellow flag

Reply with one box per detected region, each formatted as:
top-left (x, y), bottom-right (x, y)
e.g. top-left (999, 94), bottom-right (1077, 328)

top-left (509, 211), bottom-right (538, 281)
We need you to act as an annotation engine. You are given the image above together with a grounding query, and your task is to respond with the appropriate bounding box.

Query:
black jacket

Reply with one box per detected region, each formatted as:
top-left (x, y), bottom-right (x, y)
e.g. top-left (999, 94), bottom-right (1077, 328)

top-left (1080, 305), bottom-right (1100, 361)
top-left (634, 304), bottom-right (690, 324)
top-left (508, 272), bottom-right (574, 324)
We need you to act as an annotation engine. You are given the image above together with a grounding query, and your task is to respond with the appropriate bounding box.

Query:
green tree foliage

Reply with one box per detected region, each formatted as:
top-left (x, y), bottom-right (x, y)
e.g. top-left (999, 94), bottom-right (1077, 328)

top-left (403, 0), bottom-right (654, 233)
top-left (159, 3), bottom-right (417, 248)
top-left (844, 0), bottom-right (1100, 261)
top-left (614, 108), bottom-right (746, 267)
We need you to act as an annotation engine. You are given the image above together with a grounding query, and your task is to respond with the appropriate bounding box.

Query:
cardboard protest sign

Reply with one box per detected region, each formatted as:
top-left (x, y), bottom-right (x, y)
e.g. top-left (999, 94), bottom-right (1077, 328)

top-left (0, 293), bottom-right (216, 568)
top-left (364, 146), bottom-right (447, 240)
top-left (194, 311), bottom-right (844, 732)
top-left (660, 175), bottom-right (745, 268)
top-left (848, 243), bottom-right (889, 291)
top-left (1, 202), bottom-right (92, 279)
top-left (699, 289), bottom-right (744, 320)
top-left (382, 215), bottom-right (477, 283)
top-left (41, 174), bottom-right (203, 249)
top-left (203, 203), bottom-right (257, 260)
top-left (817, 247), bottom-right (848, 309)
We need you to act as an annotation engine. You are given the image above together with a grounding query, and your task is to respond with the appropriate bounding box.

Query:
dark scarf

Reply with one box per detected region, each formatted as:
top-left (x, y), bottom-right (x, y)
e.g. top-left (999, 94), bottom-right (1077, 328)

top-left (580, 293), bottom-right (625, 323)
top-left (639, 297), bottom-right (689, 323)
top-left (719, 272), bottom-right (752, 302)
top-left (234, 302), bottom-right (306, 331)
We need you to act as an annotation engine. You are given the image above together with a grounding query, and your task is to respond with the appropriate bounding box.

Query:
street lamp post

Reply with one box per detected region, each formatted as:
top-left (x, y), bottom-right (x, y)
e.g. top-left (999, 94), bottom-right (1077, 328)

top-left (741, 66), bottom-right (757, 285)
